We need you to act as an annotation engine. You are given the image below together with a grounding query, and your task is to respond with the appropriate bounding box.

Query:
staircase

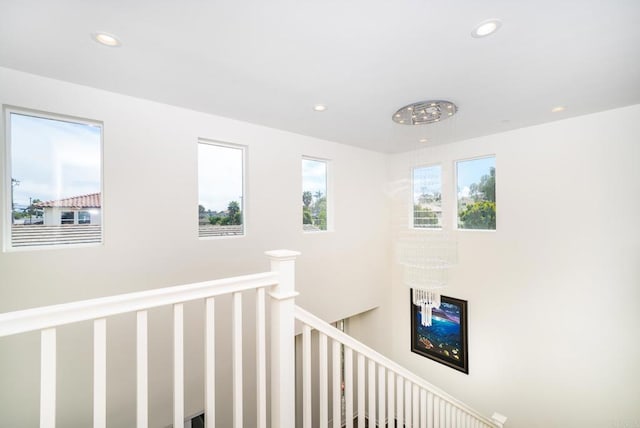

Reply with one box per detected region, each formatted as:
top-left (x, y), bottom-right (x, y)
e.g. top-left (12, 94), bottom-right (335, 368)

top-left (0, 250), bottom-right (505, 428)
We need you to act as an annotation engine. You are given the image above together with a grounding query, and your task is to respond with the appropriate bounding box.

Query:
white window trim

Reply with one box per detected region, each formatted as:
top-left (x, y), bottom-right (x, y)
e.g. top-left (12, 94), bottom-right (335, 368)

top-left (3, 105), bottom-right (104, 251)
top-left (302, 155), bottom-right (333, 233)
top-left (454, 154), bottom-right (497, 232)
top-left (197, 138), bottom-right (247, 240)
top-left (411, 162), bottom-right (443, 231)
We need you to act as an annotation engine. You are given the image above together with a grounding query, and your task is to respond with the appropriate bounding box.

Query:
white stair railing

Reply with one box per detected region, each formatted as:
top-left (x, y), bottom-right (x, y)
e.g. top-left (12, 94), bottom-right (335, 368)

top-left (0, 250), bottom-right (299, 428)
top-left (0, 249), bottom-right (503, 428)
top-left (295, 306), bottom-right (503, 428)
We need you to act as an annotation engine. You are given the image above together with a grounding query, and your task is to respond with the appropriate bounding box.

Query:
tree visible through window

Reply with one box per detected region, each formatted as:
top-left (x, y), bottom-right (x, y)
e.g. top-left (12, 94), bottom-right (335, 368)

top-left (198, 141), bottom-right (244, 237)
top-left (302, 158), bottom-right (328, 231)
top-left (7, 110), bottom-right (102, 249)
top-left (413, 165), bottom-right (442, 228)
top-left (456, 156), bottom-right (496, 230)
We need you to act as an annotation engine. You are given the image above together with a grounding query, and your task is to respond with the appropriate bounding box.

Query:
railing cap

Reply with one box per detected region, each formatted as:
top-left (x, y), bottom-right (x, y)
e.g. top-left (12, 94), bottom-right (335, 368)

top-left (492, 412), bottom-right (508, 426)
top-left (264, 250), bottom-right (301, 261)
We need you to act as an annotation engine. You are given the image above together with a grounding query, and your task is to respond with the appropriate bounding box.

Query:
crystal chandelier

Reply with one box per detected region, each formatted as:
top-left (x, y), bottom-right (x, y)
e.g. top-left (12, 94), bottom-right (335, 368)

top-left (393, 99), bottom-right (459, 327)
top-left (397, 229), bottom-right (457, 326)
top-left (392, 100), bottom-right (457, 125)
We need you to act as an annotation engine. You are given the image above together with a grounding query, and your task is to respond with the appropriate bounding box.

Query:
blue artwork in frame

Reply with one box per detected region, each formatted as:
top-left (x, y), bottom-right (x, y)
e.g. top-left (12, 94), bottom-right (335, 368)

top-left (410, 291), bottom-right (469, 374)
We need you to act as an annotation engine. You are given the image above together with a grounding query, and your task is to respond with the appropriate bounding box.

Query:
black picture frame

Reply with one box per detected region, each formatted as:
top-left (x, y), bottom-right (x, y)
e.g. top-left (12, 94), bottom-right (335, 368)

top-left (410, 291), bottom-right (469, 374)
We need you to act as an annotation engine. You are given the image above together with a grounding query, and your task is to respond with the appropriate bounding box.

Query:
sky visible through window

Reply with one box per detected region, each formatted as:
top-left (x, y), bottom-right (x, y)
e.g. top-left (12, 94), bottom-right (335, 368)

top-left (10, 113), bottom-right (101, 209)
top-left (456, 156), bottom-right (495, 198)
top-left (198, 143), bottom-right (243, 212)
top-left (302, 158), bottom-right (326, 196)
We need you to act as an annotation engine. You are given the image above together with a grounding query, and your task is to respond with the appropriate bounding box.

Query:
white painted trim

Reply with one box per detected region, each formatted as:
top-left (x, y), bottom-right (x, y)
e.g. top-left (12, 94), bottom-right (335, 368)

top-left (295, 306), bottom-right (500, 427)
top-left (137, 311), bottom-right (148, 428)
top-left (0, 271), bottom-right (278, 337)
top-left (93, 318), bottom-right (107, 428)
top-left (40, 328), bottom-right (56, 428)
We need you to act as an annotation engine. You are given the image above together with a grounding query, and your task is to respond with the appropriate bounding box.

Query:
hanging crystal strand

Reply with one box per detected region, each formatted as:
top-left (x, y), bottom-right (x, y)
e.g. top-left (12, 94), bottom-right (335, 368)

top-left (434, 292), bottom-right (441, 309)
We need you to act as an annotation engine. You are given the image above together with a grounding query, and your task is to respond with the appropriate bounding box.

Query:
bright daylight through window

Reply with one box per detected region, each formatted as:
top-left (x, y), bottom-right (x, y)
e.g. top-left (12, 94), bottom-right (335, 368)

top-left (413, 165), bottom-right (442, 228)
top-left (198, 141), bottom-right (244, 238)
top-left (7, 110), bottom-right (102, 249)
top-left (456, 156), bottom-right (496, 230)
top-left (302, 158), bottom-right (328, 231)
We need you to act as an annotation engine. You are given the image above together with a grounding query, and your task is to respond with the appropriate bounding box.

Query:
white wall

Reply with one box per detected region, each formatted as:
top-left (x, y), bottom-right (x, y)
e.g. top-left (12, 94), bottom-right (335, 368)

top-left (385, 104), bottom-right (640, 427)
top-left (0, 67), bottom-right (390, 427)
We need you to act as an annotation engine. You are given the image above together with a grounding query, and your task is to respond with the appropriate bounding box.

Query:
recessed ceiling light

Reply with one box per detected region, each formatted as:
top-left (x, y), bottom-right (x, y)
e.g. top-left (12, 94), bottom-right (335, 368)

top-left (91, 32), bottom-right (122, 47)
top-left (471, 19), bottom-right (502, 38)
top-left (419, 138), bottom-right (428, 143)
top-left (551, 106), bottom-right (566, 113)
top-left (313, 104), bottom-right (327, 112)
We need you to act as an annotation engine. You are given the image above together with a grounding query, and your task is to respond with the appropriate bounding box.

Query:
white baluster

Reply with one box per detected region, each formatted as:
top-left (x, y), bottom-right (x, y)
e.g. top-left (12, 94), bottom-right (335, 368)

top-left (368, 360), bottom-right (375, 427)
top-left (345, 347), bottom-right (353, 428)
top-left (387, 371), bottom-right (394, 428)
top-left (413, 384), bottom-right (419, 428)
top-left (420, 388), bottom-right (427, 428)
top-left (40, 328), bottom-right (56, 428)
top-left (93, 318), bottom-right (106, 428)
top-left (396, 376), bottom-right (404, 427)
top-left (256, 288), bottom-right (266, 428)
top-left (357, 354), bottom-right (365, 428)
top-left (433, 396), bottom-right (439, 428)
top-left (320, 333), bottom-right (328, 428)
top-left (303, 325), bottom-right (312, 428)
top-left (205, 299), bottom-right (215, 428)
top-left (174, 303), bottom-right (184, 428)
top-left (427, 392), bottom-right (434, 428)
top-left (445, 401), bottom-right (452, 428)
top-left (378, 365), bottom-right (385, 427)
top-left (333, 340), bottom-right (341, 428)
top-left (137, 311), bottom-right (148, 428)
top-left (405, 381), bottom-right (411, 427)
top-left (232, 293), bottom-right (242, 428)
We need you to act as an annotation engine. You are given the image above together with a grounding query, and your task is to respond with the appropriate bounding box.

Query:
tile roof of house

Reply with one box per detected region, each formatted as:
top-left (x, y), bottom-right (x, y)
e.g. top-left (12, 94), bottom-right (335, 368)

top-left (35, 192), bottom-right (101, 208)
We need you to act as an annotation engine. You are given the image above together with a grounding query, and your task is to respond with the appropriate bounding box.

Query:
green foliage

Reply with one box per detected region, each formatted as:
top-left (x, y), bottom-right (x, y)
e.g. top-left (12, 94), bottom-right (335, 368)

top-left (208, 216), bottom-right (222, 225)
top-left (226, 200), bottom-right (242, 225)
top-left (468, 167), bottom-right (495, 202)
top-left (302, 207), bottom-right (312, 224)
top-left (24, 199), bottom-right (42, 218)
top-left (302, 191), bottom-right (312, 208)
top-left (301, 191), bottom-right (327, 230)
top-left (315, 197), bottom-right (327, 230)
top-left (459, 201), bottom-right (496, 230)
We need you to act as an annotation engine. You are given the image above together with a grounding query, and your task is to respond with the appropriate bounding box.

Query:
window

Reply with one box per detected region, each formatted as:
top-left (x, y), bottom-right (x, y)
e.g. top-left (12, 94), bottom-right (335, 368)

top-left (6, 109), bottom-right (102, 249)
top-left (198, 140), bottom-right (244, 238)
top-left (456, 156), bottom-right (496, 230)
top-left (60, 211), bottom-right (75, 225)
top-left (302, 158), bottom-right (328, 231)
top-left (413, 165), bottom-right (442, 228)
top-left (78, 211), bottom-right (91, 224)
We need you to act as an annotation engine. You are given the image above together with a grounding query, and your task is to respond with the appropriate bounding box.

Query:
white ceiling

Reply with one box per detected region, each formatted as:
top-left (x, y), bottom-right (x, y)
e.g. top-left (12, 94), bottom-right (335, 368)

top-left (1, 0), bottom-right (639, 153)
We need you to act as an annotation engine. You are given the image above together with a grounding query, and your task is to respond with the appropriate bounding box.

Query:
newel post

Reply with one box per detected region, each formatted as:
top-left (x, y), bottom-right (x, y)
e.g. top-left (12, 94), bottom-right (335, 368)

top-left (266, 250), bottom-right (301, 428)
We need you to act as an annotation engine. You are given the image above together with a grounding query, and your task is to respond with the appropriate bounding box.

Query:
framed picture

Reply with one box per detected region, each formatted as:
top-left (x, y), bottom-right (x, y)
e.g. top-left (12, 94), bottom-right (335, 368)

top-left (410, 291), bottom-right (469, 374)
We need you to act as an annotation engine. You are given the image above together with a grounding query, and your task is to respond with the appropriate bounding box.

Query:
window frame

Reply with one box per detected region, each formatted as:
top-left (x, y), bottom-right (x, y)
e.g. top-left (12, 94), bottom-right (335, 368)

top-left (197, 138), bottom-right (247, 240)
top-left (454, 154), bottom-right (497, 232)
top-left (301, 155), bottom-right (332, 233)
top-left (3, 105), bottom-right (104, 251)
top-left (411, 162), bottom-right (443, 230)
